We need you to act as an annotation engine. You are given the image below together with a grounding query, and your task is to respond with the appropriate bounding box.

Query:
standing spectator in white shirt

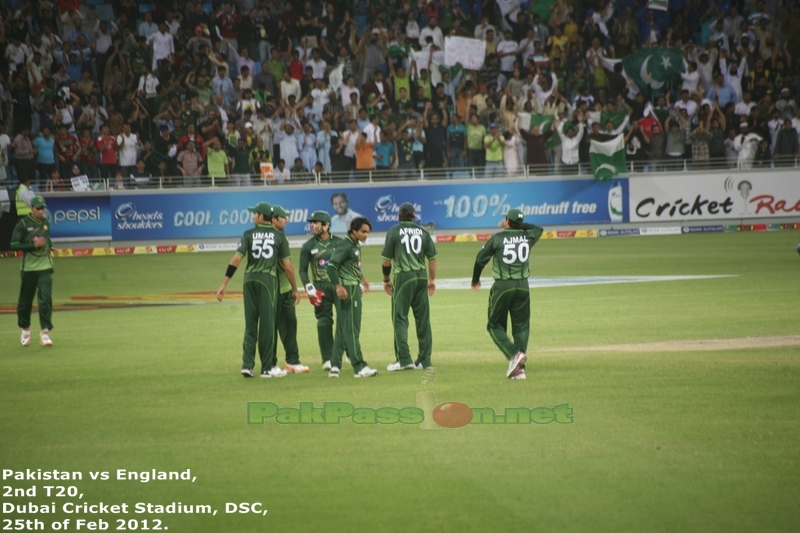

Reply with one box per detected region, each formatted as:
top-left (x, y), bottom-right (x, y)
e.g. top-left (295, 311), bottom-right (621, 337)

top-left (116, 124), bottom-right (141, 177)
top-left (473, 17), bottom-right (496, 40)
top-left (147, 23), bottom-right (174, 70)
top-left (418, 17), bottom-right (444, 49)
top-left (280, 71), bottom-right (301, 104)
top-left (5, 38), bottom-right (31, 72)
top-left (306, 48), bottom-right (327, 80)
top-left (734, 91), bottom-right (756, 118)
top-left (496, 31), bottom-right (519, 78)
top-left (555, 113), bottom-right (585, 174)
top-left (681, 61), bottom-right (700, 92)
top-left (733, 122), bottom-right (762, 169)
top-left (674, 90), bottom-right (698, 118)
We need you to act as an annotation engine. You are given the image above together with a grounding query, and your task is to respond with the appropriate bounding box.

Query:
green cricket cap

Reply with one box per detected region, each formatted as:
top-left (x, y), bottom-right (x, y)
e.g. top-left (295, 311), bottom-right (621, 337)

top-left (247, 202), bottom-right (272, 215)
top-left (308, 210), bottom-right (331, 224)
top-left (398, 202), bottom-right (416, 218)
top-left (31, 196), bottom-right (47, 208)
top-left (506, 208), bottom-right (524, 221)
top-left (271, 205), bottom-right (288, 218)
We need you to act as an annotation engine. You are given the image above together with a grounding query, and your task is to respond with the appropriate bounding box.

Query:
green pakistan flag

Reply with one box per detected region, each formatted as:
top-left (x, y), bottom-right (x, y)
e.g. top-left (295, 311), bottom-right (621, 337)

top-left (622, 48), bottom-right (684, 95)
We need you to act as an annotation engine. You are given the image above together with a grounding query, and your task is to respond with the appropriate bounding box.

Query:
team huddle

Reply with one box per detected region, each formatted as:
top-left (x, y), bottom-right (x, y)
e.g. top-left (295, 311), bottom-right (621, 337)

top-left (216, 201), bottom-right (543, 380)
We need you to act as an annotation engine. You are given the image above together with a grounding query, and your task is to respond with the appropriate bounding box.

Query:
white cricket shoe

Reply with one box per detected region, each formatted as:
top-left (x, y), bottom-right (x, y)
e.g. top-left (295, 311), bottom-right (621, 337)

top-left (261, 366), bottom-right (287, 378)
top-left (20, 329), bottom-right (31, 347)
top-left (328, 367), bottom-right (340, 378)
top-left (284, 363), bottom-right (309, 373)
top-left (354, 366), bottom-right (379, 378)
top-left (387, 362), bottom-right (417, 372)
top-left (510, 369), bottom-right (527, 380)
top-left (415, 363), bottom-right (423, 370)
top-left (241, 368), bottom-right (255, 378)
top-left (322, 360), bottom-right (332, 370)
top-left (40, 331), bottom-right (53, 347)
top-left (506, 352), bottom-right (527, 378)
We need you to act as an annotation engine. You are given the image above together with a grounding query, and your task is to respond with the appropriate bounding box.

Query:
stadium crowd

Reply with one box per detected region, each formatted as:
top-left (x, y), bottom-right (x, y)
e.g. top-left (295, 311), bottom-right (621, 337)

top-left (1, 0), bottom-right (799, 190)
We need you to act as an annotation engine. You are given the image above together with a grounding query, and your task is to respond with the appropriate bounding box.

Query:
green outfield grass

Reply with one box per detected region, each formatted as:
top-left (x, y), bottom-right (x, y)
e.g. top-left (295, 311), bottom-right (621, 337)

top-left (1, 233), bottom-right (799, 533)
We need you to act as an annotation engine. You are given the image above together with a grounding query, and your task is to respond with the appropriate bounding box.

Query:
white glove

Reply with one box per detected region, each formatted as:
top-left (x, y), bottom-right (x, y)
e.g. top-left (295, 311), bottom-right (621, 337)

top-left (305, 283), bottom-right (317, 298)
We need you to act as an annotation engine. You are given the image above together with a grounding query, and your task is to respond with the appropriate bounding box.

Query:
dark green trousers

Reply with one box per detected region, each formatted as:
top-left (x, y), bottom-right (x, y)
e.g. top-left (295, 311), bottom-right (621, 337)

top-left (313, 281), bottom-right (336, 363)
top-left (331, 285), bottom-right (367, 373)
top-left (391, 270), bottom-right (432, 368)
top-left (487, 279), bottom-right (530, 360)
top-left (242, 274), bottom-right (277, 371)
top-left (274, 290), bottom-right (300, 365)
top-left (17, 269), bottom-right (53, 331)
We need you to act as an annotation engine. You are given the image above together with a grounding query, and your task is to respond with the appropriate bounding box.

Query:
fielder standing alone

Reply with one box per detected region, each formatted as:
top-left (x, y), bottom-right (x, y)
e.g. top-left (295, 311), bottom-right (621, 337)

top-left (11, 196), bottom-right (55, 347)
top-left (381, 203), bottom-right (438, 371)
top-left (471, 209), bottom-right (543, 379)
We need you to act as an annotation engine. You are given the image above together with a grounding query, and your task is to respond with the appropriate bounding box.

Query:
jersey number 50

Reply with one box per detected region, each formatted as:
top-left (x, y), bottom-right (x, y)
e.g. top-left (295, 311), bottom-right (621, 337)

top-left (502, 242), bottom-right (529, 264)
top-left (251, 239), bottom-right (274, 259)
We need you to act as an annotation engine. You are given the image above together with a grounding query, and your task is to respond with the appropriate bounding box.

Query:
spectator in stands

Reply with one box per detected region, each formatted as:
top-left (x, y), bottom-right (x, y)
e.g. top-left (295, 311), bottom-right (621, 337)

top-left (176, 140), bottom-right (204, 188)
top-left (129, 160), bottom-right (153, 189)
top-left (206, 137), bottom-right (230, 185)
top-left (33, 127), bottom-right (57, 184)
top-left (483, 123), bottom-right (504, 178)
top-left (774, 120), bottom-right (800, 166)
top-left (0, 0), bottom-right (792, 193)
top-left (274, 159), bottom-right (291, 184)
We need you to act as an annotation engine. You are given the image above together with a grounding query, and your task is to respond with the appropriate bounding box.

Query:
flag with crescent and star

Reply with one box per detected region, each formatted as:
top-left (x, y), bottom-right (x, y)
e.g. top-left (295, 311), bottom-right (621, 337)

top-left (590, 134), bottom-right (626, 181)
top-left (622, 48), bottom-right (684, 95)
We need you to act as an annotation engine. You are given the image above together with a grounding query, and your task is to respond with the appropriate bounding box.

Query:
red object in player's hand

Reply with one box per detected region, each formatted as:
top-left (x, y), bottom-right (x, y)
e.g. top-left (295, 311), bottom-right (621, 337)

top-left (308, 290), bottom-right (325, 307)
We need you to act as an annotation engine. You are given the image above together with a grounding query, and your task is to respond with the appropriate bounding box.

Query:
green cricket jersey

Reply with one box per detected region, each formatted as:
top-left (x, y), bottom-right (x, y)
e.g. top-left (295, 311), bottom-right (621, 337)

top-left (472, 224), bottom-right (544, 281)
top-left (11, 215), bottom-right (54, 272)
top-left (327, 235), bottom-right (363, 285)
top-left (235, 223), bottom-right (291, 278)
top-left (299, 234), bottom-right (343, 285)
top-left (274, 228), bottom-right (293, 294)
top-left (381, 221), bottom-right (437, 273)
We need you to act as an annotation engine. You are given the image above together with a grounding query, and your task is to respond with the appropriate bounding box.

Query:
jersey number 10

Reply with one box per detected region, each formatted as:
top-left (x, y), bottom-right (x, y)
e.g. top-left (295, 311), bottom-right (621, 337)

top-left (502, 242), bottom-right (529, 264)
top-left (401, 234), bottom-right (423, 254)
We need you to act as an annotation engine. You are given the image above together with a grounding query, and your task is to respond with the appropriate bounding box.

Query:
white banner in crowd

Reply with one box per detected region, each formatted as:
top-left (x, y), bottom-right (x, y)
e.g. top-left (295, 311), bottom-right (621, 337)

top-left (413, 50), bottom-right (445, 72)
top-left (444, 37), bottom-right (486, 70)
top-left (628, 172), bottom-right (800, 222)
top-left (495, 0), bottom-right (522, 32)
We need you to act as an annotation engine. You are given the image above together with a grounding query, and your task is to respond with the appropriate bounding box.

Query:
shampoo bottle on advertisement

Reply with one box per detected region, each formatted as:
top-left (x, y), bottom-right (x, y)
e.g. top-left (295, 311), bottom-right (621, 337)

top-left (608, 182), bottom-right (623, 223)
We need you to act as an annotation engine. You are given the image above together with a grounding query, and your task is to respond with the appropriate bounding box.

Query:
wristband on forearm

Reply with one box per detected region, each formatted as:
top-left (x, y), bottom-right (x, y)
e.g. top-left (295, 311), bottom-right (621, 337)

top-left (225, 264), bottom-right (237, 279)
top-left (471, 264), bottom-right (483, 285)
top-left (382, 263), bottom-right (391, 281)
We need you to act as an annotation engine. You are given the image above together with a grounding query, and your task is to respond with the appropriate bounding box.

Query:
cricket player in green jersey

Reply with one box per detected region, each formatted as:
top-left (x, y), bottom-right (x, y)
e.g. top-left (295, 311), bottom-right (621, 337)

top-left (11, 196), bottom-right (54, 347)
top-left (268, 205), bottom-right (307, 373)
top-left (299, 210), bottom-right (344, 370)
top-left (471, 209), bottom-right (544, 380)
top-left (325, 217), bottom-right (379, 378)
top-left (381, 203), bottom-right (438, 371)
top-left (216, 202), bottom-right (299, 378)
